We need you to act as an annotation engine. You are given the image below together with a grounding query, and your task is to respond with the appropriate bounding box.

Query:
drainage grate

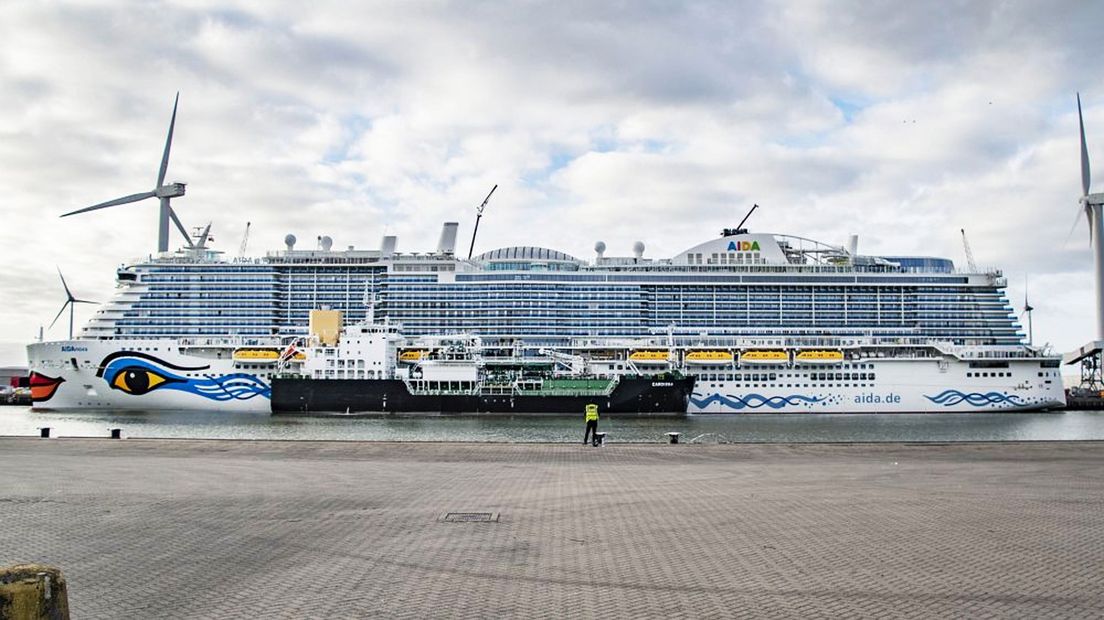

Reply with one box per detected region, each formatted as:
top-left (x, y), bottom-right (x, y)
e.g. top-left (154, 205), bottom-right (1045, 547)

top-left (441, 512), bottom-right (499, 523)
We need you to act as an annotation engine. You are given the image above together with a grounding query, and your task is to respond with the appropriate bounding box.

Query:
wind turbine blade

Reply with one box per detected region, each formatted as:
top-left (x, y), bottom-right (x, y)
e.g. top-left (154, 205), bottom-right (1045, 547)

top-left (168, 206), bottom-right (193, 247)
top-left (1064, 205), bottom-right (1085, 247)
top-left (73, 299), bottom-right (97, 304)
top-left (157, 92), bottom-right (179, 188)
top-left (48, 301), bottom-right (69, 329)
top-left (56, 267), bottom-right (73, 300)
top-left (1079, 92), bottom-right (1091, 197)
top-left (61, 191), bottom-right (157, 217)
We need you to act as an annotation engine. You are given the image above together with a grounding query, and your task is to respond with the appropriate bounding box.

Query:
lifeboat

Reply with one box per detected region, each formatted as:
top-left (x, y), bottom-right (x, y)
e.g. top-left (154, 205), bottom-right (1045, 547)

top-left (399, 349), bottom-right (427, 362)
top-left (684, 350), bottom-right (734, 365)
top-left (740, 350), bottom-right (789, 364)
top-left (232, 348), bottom-right (280, 363)
top-left (794, 350), bottom-right (844, 364)
top-left (629, 350), bottom-right (669, 362)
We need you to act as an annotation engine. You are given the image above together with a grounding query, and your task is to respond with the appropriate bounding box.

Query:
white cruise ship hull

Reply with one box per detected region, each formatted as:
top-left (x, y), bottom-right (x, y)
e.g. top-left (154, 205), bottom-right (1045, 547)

top-left (27, 339), bottom-right (273, 413)
top-left (28, 340), bottom-right (1065, 413)
top-left (689, 356), bottom-right (1065, 413)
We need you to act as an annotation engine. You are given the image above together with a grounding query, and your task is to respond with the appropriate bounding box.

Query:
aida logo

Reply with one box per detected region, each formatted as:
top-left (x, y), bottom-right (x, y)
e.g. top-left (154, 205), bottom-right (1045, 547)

top-left (727, 240), bottom-right (761, 252)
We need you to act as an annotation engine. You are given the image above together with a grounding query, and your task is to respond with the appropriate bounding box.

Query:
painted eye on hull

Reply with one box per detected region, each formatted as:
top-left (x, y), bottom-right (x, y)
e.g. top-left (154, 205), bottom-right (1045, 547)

top-left (110, 366), bottom-right (175, 395)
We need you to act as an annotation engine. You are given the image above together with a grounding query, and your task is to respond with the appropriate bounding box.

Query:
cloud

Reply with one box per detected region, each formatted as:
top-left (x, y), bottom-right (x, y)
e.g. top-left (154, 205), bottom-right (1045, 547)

top-left (1, 0), bottom-right (1103, 366)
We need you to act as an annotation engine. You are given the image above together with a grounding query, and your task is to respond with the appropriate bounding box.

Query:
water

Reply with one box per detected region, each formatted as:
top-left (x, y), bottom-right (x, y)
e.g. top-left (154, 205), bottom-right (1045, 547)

top-left (3, 406), bottom-right (1104, 442)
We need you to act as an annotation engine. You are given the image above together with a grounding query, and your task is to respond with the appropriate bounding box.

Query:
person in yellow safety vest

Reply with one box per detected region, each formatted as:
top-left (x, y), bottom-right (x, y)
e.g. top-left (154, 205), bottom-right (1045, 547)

top-left (584, 403), bottom-right (600, 446)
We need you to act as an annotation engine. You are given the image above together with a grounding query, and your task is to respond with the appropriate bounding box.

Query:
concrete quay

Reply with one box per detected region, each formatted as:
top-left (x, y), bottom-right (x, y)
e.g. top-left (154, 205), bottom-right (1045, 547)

top-left (1, 438), bottom-right (1102, 619)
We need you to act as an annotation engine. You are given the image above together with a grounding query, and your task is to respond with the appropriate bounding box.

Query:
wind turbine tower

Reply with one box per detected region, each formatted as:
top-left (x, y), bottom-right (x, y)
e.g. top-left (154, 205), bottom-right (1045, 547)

top-left (1064, 93), bottom-right (1104, 390)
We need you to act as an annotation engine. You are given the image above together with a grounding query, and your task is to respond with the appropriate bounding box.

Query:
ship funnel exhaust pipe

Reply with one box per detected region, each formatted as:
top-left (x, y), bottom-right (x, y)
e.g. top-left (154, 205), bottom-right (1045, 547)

top-left (381, 235), bottom-right (397, 257)
top-left (437, 222), bottom-right (459, 255)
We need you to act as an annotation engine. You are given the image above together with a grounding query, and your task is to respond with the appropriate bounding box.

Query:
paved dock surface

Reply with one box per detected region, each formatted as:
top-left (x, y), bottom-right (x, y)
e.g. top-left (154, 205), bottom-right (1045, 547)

top-left (1, 438), bottom-right (1102, 619)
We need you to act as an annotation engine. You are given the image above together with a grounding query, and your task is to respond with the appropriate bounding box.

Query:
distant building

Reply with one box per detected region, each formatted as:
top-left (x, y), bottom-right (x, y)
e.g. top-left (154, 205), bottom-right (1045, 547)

top-left (0, 366), bottom-right (28, 389)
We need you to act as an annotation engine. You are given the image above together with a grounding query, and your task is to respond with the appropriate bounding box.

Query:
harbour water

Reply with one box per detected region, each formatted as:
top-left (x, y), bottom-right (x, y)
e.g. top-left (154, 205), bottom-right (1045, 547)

top-left (3, 406), bottom-right (1104, 443)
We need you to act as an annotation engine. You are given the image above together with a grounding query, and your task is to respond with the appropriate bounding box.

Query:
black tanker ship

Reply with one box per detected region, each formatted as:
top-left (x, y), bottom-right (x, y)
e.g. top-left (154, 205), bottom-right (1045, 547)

top-left (271, 374), bottom-right (695, 415)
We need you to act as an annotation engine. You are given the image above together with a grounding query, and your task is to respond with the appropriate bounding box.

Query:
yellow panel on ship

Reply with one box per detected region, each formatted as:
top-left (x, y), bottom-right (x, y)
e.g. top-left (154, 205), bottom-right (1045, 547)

top-left (685, 350), bottom-right (734, 364)
top-left (794, 350), bottom-right (845, 363)
top-left (233, 349), bottom-right (279, 362)
top-left (309, 309), bottom-right (342, 346)
top-left (740, 350), bottom-right (788, 363)
top-left (629, 350), bottom-right (669, 361)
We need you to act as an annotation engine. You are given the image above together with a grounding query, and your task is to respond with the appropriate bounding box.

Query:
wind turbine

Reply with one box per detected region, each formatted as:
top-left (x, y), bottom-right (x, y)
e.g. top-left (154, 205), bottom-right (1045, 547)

top-left (50, 268), bottom-right (96, 340)
top-left (1074, 93), bottom-right (1104, 341)
top-left (1020, 277), bottom-right (1035, 347)
top-left (60, 93), bottom-right (191, 254)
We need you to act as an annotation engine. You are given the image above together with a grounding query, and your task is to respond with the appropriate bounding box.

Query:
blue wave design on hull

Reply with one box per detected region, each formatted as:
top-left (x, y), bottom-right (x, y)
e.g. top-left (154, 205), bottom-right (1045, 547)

top-left (924, 389), bottom-right (1026, 407)
top-left (100, 355), bottom-right (271, 402)
top-left (177, 373), bottom-right (272, 401)
top-left (691, 393), bottom-right (824, 411)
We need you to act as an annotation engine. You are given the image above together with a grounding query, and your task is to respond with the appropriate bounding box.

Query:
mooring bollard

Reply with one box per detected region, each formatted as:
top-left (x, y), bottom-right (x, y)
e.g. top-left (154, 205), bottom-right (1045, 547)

top-left (0, 564), bottom-right (71, 620)
top-left (109, 428), bottom-right (122, 439)
top-left (39, 427), bottom-right (51, 439)
top-left (666, 432), bottom-right (680, 444)
top-left (595, 432), bottom-right (607, 446)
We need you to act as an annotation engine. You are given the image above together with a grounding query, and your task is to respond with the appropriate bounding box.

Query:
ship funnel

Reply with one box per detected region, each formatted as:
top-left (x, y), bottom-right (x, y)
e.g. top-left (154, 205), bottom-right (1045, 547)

top-left (848, 234), bottom-right (858, 256)
top-left (437, 222), bottom-right (459, 255)
top-left (381, 235), bottom-right (397, 257)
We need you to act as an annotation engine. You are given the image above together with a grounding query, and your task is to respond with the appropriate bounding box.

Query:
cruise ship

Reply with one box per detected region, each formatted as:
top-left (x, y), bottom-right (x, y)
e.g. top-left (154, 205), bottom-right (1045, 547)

top-left (26, 220), bottom-right (1065, 413)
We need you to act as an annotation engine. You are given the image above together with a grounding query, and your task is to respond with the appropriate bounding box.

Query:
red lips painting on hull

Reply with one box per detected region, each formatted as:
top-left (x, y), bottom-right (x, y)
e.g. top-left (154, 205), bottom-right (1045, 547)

top-left (29, 372), bottom-right (65, 402)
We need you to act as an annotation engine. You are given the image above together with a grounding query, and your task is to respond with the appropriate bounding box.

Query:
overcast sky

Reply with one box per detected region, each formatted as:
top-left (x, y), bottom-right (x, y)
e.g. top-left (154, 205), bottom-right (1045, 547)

top-left (2, 0), bottom-right (1103, 366)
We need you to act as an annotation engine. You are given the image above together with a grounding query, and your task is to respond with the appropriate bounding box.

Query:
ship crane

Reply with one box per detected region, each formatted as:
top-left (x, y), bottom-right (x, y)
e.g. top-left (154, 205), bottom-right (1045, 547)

top-left (239, 221), bottom-right (251, 257)
top-left (538, 347), bottom-right (589, 376)
top-left (960, 228), bottom-right (978, 272)
top-left (467, 184), bottom-right (498, 259)
top-left (723, 204), bottom-right (758, 237)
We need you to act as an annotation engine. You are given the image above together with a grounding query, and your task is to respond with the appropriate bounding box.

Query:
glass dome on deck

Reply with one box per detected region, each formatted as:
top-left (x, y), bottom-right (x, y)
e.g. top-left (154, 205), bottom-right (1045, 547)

top-left (473, 246), bottom-right (583, 271)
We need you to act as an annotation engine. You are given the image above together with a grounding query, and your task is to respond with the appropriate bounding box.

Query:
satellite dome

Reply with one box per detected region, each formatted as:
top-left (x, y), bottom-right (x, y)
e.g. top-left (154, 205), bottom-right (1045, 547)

top-left (284, 234), bottom-right (297, 250)
top-left (594, 241), bottom-right (606, 254)
top-left (321, 236), bottom-right (333, 251)
top-left (632, 241), bottom-right (645, 258)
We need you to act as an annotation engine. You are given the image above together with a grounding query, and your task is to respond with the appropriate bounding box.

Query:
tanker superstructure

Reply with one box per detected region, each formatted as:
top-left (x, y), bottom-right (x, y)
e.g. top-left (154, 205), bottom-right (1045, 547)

top-left (26, 222), bottom-right (1065, 413)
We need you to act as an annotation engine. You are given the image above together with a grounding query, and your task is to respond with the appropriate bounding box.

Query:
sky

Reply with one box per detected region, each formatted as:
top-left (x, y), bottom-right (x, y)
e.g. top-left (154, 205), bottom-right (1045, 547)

top-left (1, 0), bottom-right (1103, 367)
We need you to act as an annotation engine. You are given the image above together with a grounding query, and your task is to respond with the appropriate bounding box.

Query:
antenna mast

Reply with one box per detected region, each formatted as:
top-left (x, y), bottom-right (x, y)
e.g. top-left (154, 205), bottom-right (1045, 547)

top-left (467, 185), bottom-right (497, 259)
top-left (960, 228), bottom-right (978, 272)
